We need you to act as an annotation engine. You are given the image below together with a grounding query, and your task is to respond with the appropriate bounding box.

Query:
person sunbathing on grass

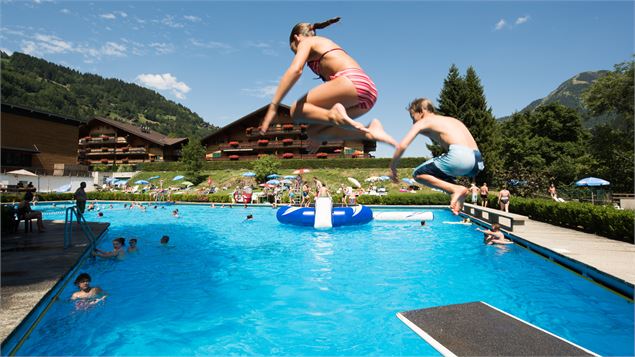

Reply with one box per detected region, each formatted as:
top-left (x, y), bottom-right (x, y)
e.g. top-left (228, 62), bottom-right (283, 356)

top-left (390, 98), bottom-right (484, 215)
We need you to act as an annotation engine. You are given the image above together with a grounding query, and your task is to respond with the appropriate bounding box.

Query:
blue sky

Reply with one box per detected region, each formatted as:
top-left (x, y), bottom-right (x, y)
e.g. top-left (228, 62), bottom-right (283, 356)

top-left (1, 1), bottom-right (633, 158)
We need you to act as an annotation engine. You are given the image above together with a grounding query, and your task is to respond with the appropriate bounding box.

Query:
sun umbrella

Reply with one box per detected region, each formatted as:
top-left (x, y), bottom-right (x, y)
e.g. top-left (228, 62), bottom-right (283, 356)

top-left (267, 174), bottom-right (280, 179)
top-left (172, 175), bottom-right (185, 181)
top-left (242, 172), bottom-right (256, 177)
top-left (575, 177), bottom-right (610, 187)
top-left (365, 176), bottom-right (379, 182)
top-left (105, 177), bottom-right (116, 183)
top-left (281, 179), bottom-right (293, 184)
top-left (347, 177), bottom-right (361, 188)
top-left (266, 179), bottom-right (280, 185)
top-left (135, 180), bottom-right (150, 185)
top-left (402, 178), bottom-right (416, 185)
top-left (378, 175), bottom-right (391, 181)
top-left (148, 175), bottom-right (161, 181)
top-left (293, 168), bottom-right (311, 175)
top-left (283, 175), bottom-right (297, 179)
top-left (180, 181), bottom-right (194, 187)
top-left (7, 169), bottom-right (37, 177)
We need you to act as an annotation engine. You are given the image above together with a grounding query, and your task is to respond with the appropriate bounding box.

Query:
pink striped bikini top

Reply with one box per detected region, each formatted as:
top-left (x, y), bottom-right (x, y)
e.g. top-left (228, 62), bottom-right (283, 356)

top-left (307, 48), bottom-right (345, 81)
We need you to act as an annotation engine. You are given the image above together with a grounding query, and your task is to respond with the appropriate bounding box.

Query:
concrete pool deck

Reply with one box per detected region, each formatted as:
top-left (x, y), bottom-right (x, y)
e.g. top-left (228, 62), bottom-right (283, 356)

top-left (1, 219), bottom-right (109, 344)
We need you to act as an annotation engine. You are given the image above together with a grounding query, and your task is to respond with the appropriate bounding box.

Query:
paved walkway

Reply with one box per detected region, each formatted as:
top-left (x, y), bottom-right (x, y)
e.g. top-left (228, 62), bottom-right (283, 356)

top-left (511, 219), bottom-right (635, 286)
top-left (1, 219), bottom-right (109, 344)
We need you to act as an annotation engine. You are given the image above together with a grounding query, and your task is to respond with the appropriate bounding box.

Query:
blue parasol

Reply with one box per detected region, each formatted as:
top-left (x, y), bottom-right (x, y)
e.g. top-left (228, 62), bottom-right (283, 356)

top-left (402, 178), bottom-right (416, 185)
top-left (172, 175), bottom-right (185, 181)
top-left (283, 175), bottom-right (297, 179)
top-left (575, 177), bottom-right (610, 187)
top-left (148, 175), bottom-right (161, 180)
top-left (135, 180), bottom-right (150, 185)
top-left (266, 179), bottom-right (280, 185)
top-left (267, 174), bottom-right (280, 179)
top-left (242, 172), bottom-right (256, 177)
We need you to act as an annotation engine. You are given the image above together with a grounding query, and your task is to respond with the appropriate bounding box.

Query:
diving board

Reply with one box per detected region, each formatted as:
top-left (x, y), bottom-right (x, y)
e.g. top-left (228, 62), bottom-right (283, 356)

top-left (397, 301), bottom-right (597, 356)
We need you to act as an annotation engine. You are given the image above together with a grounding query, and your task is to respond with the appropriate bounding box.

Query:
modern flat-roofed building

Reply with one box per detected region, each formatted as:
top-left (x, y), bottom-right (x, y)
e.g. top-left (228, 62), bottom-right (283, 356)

top-left (77, 117), bottom-right (188, 166)
top-left (1, 103), bottom-right (83, 175)
top-left (201, 104), bottom-right (376, 161)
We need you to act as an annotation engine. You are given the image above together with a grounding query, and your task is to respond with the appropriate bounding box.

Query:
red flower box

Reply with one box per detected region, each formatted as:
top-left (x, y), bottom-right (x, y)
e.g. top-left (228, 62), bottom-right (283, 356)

top-left (299, 124), bottom-right (308, 130)
top-left (122, 158), bottom-right (129, 164)
top-left (229, 155), bottom-right (240, 160)
top-left (101, 135), bottom-right (110, 139)
top-left (229, 141), bottom-right (239, 147)
top-left (282, 124), bottom-right (294, 130)
top-left (122, 147), bottom-right (129, 152)
top-left (282, 153), bottom-right (294, 159)
top-left (258, 139), bottom-right (269, 145)
top-left (282, 138), bottom-right (293, 145)
top-left (100, 159), bottom-right (109, 164)
top-left (316, 153), bottom-right (328, 159)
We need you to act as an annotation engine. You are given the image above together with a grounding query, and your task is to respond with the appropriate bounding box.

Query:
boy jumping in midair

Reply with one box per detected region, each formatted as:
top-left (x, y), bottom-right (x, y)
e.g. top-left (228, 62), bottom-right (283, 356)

top-left (390, 98), bottom-right (484, 214)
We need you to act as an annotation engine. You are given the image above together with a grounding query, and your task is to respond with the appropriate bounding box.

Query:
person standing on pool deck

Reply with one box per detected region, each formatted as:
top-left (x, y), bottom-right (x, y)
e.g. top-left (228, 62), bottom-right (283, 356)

top-left (258, 17), bottom-right (397, 153)
top-left (389, 98), bottom-right (484, 215)
top-left (74, 182), bottom-right (87, 217)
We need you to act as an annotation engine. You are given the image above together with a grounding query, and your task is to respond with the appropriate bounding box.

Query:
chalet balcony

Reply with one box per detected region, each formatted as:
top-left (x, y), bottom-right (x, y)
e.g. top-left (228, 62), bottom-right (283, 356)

top-left (82, 147), bottom-right (147, 155)
top-left (216, 140), bottom-right (344, 151)
top-left (79, 136), bottom-right (128, 145)
top-left (205, 151), bottom-right (370, 161)
top-left (244, 124), bottom-right (307, 138)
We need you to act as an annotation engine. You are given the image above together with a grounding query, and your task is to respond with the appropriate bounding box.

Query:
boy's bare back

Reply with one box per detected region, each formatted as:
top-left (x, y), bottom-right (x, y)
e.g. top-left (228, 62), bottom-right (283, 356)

top-left (416, 114), bottom-right (478, 151)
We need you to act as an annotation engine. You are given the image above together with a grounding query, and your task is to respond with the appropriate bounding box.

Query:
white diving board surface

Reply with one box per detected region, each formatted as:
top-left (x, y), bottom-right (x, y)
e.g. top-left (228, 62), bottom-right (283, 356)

top-left (397, 301), bottom-right (597, 357)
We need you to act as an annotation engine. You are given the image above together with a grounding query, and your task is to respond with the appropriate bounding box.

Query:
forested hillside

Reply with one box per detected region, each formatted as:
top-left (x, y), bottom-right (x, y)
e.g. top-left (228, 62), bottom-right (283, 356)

top-left (1, 51), bottom-right (218, 138)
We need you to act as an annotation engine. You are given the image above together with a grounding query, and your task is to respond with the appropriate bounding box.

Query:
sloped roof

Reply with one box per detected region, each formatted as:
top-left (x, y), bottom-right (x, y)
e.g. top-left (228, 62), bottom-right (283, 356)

top-left (2, 103), bottom-right (82, 126)
top-left (88, 117), bottom-right (187, 146)
top-left (201, 104), bottom-right (291, 143)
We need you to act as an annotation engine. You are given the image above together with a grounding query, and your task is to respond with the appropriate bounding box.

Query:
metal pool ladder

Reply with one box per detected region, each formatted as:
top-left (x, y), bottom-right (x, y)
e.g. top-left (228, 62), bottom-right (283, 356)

top-left (63, 206), bottom-right (97, 249)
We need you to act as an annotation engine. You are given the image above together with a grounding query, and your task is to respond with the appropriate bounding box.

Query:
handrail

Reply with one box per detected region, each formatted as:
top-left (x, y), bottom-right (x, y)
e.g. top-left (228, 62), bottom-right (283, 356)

top-left (63, 206), bottom-right (97, 249)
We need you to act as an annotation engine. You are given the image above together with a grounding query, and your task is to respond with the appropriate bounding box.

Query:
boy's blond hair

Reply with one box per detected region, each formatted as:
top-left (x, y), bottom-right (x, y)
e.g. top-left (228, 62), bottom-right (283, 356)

top-left (407, 98), bottom-right (436, 114)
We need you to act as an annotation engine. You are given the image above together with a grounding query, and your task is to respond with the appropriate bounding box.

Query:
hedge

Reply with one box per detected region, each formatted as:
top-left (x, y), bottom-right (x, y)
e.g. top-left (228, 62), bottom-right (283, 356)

top-left (500, 197), bottom-right (634, 243)
top-left (357, 192), bottom-right (450, 205)
top-left (137, 157), bottom-right (429, 171)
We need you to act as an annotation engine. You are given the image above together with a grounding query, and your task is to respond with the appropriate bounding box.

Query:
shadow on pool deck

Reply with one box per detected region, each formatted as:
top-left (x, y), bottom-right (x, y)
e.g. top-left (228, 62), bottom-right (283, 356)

top-left (0, 219), bottom-right (109, 344)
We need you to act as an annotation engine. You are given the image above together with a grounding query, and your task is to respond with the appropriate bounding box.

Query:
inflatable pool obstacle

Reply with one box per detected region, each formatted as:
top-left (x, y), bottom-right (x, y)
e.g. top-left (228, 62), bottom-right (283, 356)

top-left (276, 197), bottom-right (435, 228)
top-left (277, 197), bottom-right (373, 228)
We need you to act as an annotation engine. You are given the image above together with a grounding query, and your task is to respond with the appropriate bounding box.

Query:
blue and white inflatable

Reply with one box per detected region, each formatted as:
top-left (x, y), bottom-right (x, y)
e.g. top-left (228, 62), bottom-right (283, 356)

top-left (277, 200), bottom-right (374, 227)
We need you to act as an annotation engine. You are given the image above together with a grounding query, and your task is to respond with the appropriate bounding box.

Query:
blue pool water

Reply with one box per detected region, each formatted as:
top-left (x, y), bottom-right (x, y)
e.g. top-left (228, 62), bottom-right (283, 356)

top-left (14, 203), bottom-right (634, 356)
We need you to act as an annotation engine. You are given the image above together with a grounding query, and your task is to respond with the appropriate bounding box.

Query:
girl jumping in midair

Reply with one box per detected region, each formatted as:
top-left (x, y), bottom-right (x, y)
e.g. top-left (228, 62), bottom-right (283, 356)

top-left (259, 17), bottom-right (397, 153)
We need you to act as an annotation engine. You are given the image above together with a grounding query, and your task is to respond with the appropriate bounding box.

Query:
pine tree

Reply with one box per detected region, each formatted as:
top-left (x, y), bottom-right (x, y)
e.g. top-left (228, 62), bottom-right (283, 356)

top-left (462, 67), bottom-right (500, 184)
top-left (431, 64), bottom-right (466, 156)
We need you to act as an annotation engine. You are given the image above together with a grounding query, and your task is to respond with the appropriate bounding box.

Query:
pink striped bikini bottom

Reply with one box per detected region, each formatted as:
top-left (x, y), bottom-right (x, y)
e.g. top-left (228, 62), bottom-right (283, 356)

top-left (329, 68), bottom-right (378, 110)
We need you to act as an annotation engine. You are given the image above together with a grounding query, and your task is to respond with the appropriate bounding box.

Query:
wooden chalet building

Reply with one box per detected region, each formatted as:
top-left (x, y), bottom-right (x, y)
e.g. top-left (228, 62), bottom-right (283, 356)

top-left (201, 104), bottom-right (376, 161)
top-left (78, 117), bottom-right (188, 166)
top-left (1, 103), bottom-right (83, 175)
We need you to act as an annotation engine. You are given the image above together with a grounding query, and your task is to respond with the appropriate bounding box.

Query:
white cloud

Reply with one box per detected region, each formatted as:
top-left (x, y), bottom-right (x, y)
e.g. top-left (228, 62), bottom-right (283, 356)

top-left (184, 15), bottom-right (201, 22)
top-left (116, 11), bottom-right (128, 18)
top-left (515, 15), bottom-right (530, 25)
top-left (160, 15), bottom-right (184, 28)
top-left (189, 38), bottom-right (234, 54)
top-left (60, 8), bottom-right (70, 14)
top-left (149, 42), bottom-right (174, 55)
top-left (99, 13), bottom-right (116, 20)
top-left (20, 32), bottom-right (127, 60)
top-left (495, 19), bottom-right (507, 31)
top-left (101, 42), bottom-right (126, 57)
top-left (136, 73), bottom-right (191, 99)
top-left (241, 84), bottom-right (277, 98)
top-left (247, 41), bottom-right (278, 56)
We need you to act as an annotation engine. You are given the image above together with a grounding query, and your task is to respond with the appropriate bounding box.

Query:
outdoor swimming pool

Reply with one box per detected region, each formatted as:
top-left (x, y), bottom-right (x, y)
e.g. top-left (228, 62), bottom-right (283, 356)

top-left (11, 203), bottom-right (634, 356)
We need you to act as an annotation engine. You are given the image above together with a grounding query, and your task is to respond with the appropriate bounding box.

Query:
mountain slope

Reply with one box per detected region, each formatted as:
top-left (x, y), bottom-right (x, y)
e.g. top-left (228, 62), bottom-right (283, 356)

top-left (0, 51), bottom-right (218, 138)
top-left (499, 70), bottom-right (615, 127)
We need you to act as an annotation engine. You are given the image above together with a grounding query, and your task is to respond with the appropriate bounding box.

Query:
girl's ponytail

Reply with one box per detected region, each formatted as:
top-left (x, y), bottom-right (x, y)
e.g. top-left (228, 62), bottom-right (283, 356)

top-left (311, 17), bottom-right (341, 31)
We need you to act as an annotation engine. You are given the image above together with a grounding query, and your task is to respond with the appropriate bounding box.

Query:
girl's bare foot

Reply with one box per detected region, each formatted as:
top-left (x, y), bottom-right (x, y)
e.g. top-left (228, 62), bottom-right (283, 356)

top-left (328, 103), bottom-right (369, 132)
top-left (450, 186), bottom-right (469, 215)
top-left (367, 119), bottom-right (398, 147)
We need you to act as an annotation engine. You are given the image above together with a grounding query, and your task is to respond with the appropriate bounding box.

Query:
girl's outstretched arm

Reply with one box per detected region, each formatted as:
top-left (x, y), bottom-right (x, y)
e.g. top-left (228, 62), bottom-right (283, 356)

top-left (260, 40), bottom-right (313, 134)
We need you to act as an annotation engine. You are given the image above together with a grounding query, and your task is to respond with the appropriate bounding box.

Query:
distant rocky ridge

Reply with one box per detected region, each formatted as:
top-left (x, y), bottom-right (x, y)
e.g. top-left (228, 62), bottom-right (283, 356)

top-left (498, 70), bottom-right (614, 127)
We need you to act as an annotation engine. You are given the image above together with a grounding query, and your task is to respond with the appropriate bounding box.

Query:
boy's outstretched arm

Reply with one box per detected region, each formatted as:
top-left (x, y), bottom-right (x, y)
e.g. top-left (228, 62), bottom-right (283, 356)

top-left (389, 122), bottom-right (425, 182)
